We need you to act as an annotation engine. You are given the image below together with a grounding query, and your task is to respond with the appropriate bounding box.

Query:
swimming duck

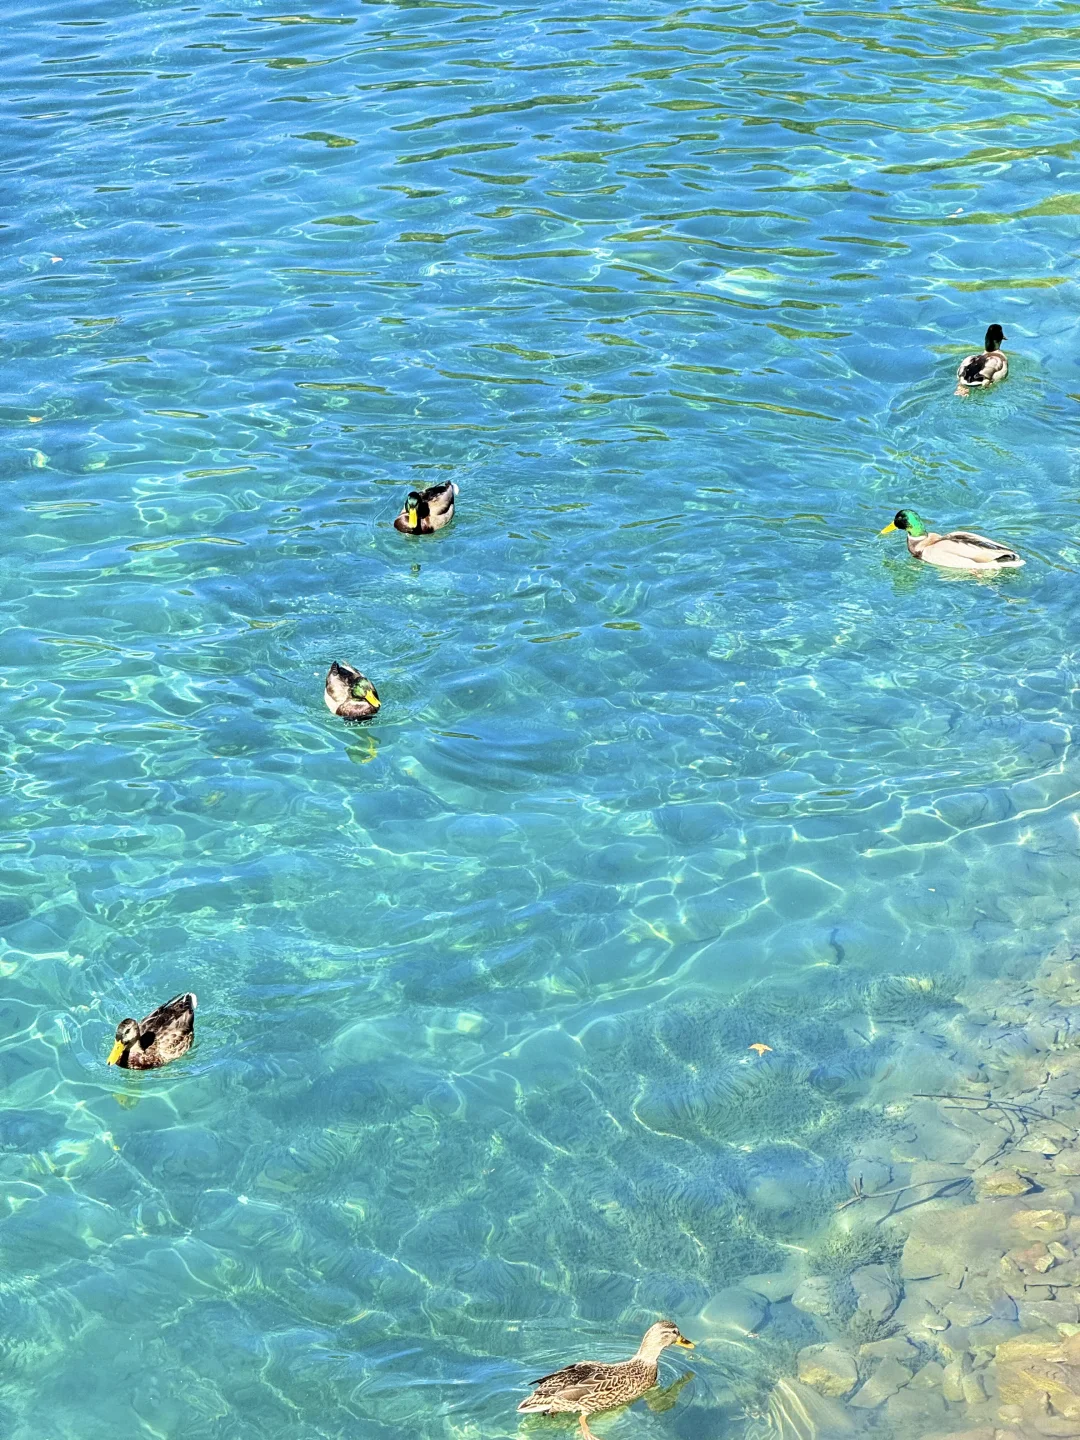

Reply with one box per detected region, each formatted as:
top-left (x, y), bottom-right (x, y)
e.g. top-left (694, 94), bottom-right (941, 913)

top-left (518, 1321), bottom-right (694, 1440)
top-left (879, 509), bottom-right (1023, 570)
top-left (324, 661), bottom-right (381, 721)
top-left (955, 324), bottom-right (1007, 394)
top-left (393, 481), bottom-right (458, 535)
top-left (108, 992), bottom-right (197, 1069)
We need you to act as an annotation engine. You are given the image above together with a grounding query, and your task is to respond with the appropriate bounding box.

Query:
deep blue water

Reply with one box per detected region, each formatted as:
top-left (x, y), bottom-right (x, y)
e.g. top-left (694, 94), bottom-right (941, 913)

top-left (3, 0), bottom-right (1080, 1436)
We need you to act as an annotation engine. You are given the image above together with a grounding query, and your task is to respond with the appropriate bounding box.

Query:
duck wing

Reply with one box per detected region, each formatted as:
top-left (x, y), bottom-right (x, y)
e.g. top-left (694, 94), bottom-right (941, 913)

top-left (929, 531), bottom-right (1023, 566)
top-left (529, 1362), bottom-right (611, 1391)
top-left (518, 1361), bottom-right (614, 1413)
top-left (422, 481), bottom-right (457, 524)
top-left (132, 993), bottom-right (196, 1066)
top-left (957, 351), bottom-right (1007, 386)
top-left (325, 661), bottom-right (363, 711)
top-left (140, 992), bottom-right (196, 1036)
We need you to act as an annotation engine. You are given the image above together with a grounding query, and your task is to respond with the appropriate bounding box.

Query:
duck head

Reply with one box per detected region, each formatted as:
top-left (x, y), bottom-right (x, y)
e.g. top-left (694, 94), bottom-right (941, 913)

top-left (984, 323), bottom-right (1005, 352)
top-left (108, 1017), bottom-right (140, 1065)
top-left (636, 1320), bottom-right (695, 1363)
top-left (405, 491), bottom-right (424, 531)
top-left (880, 509), bottom-right (928, 538)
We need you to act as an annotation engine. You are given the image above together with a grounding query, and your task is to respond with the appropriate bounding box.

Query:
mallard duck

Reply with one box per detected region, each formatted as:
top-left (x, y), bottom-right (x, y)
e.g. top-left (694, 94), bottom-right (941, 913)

top-left (324, 661), bottom-right (381, 721)
top-left (393, 481), bottom-right (458, 535)
top-left (518, 1321), bottom-right (694, 1440)
top-left (108, 992), bottom-right (196, 1069)
top-left (955, 324), bottom-right (1007, 394)
top-left (879, 509), bottom-right (1023, 570)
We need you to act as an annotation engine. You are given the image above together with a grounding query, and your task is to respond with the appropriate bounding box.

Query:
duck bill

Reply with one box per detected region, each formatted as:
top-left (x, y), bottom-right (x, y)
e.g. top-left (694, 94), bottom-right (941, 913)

top-left (675, 1337), bottom-right (695, 1349)
top-left (879, 521), bottom-right (897, 535)
top-left (407, 508), bottom-right (419, 529)
top-left (106, 1041), bottom-right (125, 1065)
top-left (363, 692), bottom-right (380, 710)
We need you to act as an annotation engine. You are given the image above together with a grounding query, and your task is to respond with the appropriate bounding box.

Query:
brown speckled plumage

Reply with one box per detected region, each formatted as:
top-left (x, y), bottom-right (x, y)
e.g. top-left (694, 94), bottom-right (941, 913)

top-left (109, 992), bottom-right (197, 1070)
top-left (518, 1321), bottom-right (693, 1440)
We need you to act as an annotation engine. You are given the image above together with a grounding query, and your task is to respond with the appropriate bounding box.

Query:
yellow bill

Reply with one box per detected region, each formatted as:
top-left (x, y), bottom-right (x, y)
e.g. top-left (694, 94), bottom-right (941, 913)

top-left (107, 1041), bottom-right (125, 1065)
top-left (363, 691), bottom-right (380, 709)
top-left (676, 1337), bottom-right (695, 1349)
top-left (879, 521), bottom-right (897, 535)
top-left (407, 507), bottom-right (419, 528)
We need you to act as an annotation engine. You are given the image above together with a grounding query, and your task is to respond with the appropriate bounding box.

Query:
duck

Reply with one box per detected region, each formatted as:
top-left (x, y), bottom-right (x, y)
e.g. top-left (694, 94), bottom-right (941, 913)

top-left (879, 509), bottom-right (1023, 570)
top-left (108, 993), bottom-right (197, 1069)
top-left (517, 1321), bottom-right (694, 1440)
top-left (955, 324), bottom-right (1007, 395)
top-left (324, 661), bottom-right (381, 721)
top-left (393, 480), bottom-right (458, 535)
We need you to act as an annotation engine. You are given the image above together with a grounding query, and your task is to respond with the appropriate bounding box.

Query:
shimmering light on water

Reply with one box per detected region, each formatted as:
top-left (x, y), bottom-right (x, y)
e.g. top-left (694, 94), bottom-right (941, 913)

top-left (3, 0), bottom-right (1080, 1436)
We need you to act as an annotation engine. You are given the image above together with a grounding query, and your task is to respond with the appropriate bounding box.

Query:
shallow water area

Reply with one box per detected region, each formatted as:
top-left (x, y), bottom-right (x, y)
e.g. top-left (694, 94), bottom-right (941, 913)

top-left (4, 0), bottom-right (1080, 1436)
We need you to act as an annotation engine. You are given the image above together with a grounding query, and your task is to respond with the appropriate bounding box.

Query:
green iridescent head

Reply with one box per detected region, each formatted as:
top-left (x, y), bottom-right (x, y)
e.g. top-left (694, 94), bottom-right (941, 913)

top-left (880, 509), bottom-right (928, 538)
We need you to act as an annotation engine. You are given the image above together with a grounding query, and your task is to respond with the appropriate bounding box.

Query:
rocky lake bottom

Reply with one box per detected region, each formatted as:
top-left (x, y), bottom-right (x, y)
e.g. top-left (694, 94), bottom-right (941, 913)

top-left (724, 948), bottom-right (1080, 1440)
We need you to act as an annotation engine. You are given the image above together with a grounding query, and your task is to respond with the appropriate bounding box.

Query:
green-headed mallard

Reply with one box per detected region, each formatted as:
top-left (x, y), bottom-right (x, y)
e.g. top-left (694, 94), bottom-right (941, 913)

top-left (517, 1321), bottom-right (694, 1440)
top-left (324, 661), bottom-right (381, 722)
top-left (393, 481), bottom-right (457, 535)
top-left (955, 323), bottom-right (1007, 395)
top-left (879, 509), bottom-right (1023, 570)
top-left (108, 992), bottom-right (196, 1069)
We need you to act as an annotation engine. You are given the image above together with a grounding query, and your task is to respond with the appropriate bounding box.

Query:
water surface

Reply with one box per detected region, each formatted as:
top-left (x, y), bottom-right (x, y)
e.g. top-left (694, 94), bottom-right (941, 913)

top-left (3, 0), bottom-right (1080, 1436)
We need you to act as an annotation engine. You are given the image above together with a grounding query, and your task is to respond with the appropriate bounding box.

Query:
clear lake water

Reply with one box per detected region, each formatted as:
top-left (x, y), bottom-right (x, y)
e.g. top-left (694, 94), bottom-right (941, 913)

top-left (3, 0), bottom-right (1080, 1436)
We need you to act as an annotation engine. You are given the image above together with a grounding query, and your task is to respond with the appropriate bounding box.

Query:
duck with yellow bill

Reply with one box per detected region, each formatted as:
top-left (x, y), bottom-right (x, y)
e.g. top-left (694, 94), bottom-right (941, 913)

top-left (393, 480), bottom-right (458, 535)
top-left (324, 661), bottom-right (381, 722)
top-left (879, 510), bottom-right (1023, 570)
top-left (517, 1320), bottom-right (694, 1440)
top-left (107, 993), bottom-right (196, 1070)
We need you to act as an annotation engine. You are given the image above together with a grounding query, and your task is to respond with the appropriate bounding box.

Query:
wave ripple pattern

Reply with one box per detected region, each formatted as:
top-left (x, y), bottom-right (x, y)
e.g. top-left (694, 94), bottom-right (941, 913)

top-left (2, 0), bottom-right (1079, 1437)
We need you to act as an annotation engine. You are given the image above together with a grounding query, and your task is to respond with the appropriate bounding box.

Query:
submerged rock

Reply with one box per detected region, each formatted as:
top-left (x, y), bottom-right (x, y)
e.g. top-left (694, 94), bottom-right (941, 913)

top-left (791, 1276), bottom-right (838, 1320)
top-left (885, 1384), bottom-right (947, 1429)
top-left (766, 1376), bottom-right (856, 1440)
top-left (848, 1356), bottom-right (912, 1409)
top-left (894, 1292), bottom-right (949, 1334)
top-left (900, 1231), bottom-right (946, 1281)
top-left (743, 1264), bottom-right (802, 1303)
top-left (974, 1167), bottom-right (1036, 1199)
top-left (995, 1332), bottom-right (1080, 1419)
top-left (1011, 1208), bottom-right (1068, 1239)
top-left (701, 1285), bottom-right (767, 1336)
top-left (942, 1356), bottom-right (970, 1402)
top-left (796, 1343), bottom-right (858, 1398)
top-left (860, 1336), bottom-right (918, 1362)
top-left (851, 1264), bottom-right (900, 1323)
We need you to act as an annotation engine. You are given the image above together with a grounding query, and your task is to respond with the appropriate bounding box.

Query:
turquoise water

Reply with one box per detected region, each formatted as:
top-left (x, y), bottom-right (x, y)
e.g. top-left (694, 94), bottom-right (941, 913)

top-left (4, 0), bottom-right (1080, 1435)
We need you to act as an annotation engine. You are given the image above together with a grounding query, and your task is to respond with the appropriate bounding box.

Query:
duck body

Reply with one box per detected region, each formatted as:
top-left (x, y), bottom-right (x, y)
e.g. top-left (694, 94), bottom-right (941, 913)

top-left (956, 323), bottom-right (1007, 392)
top-left (518, 1321), bottom-right (693, 1440)
top-left (880, 510), bottom-right (1023, 570)
top-left (393, 481), bottom-right (457, 535)
top-left (108, 993), bottom-right (196, 1069)
top-left (324, 661), bottom-right (381, 722)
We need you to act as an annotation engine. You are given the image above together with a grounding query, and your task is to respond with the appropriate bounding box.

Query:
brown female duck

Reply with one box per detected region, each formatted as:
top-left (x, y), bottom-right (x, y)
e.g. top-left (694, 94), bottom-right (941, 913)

top-left (518, 1320), bottom-right (694, 1440)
